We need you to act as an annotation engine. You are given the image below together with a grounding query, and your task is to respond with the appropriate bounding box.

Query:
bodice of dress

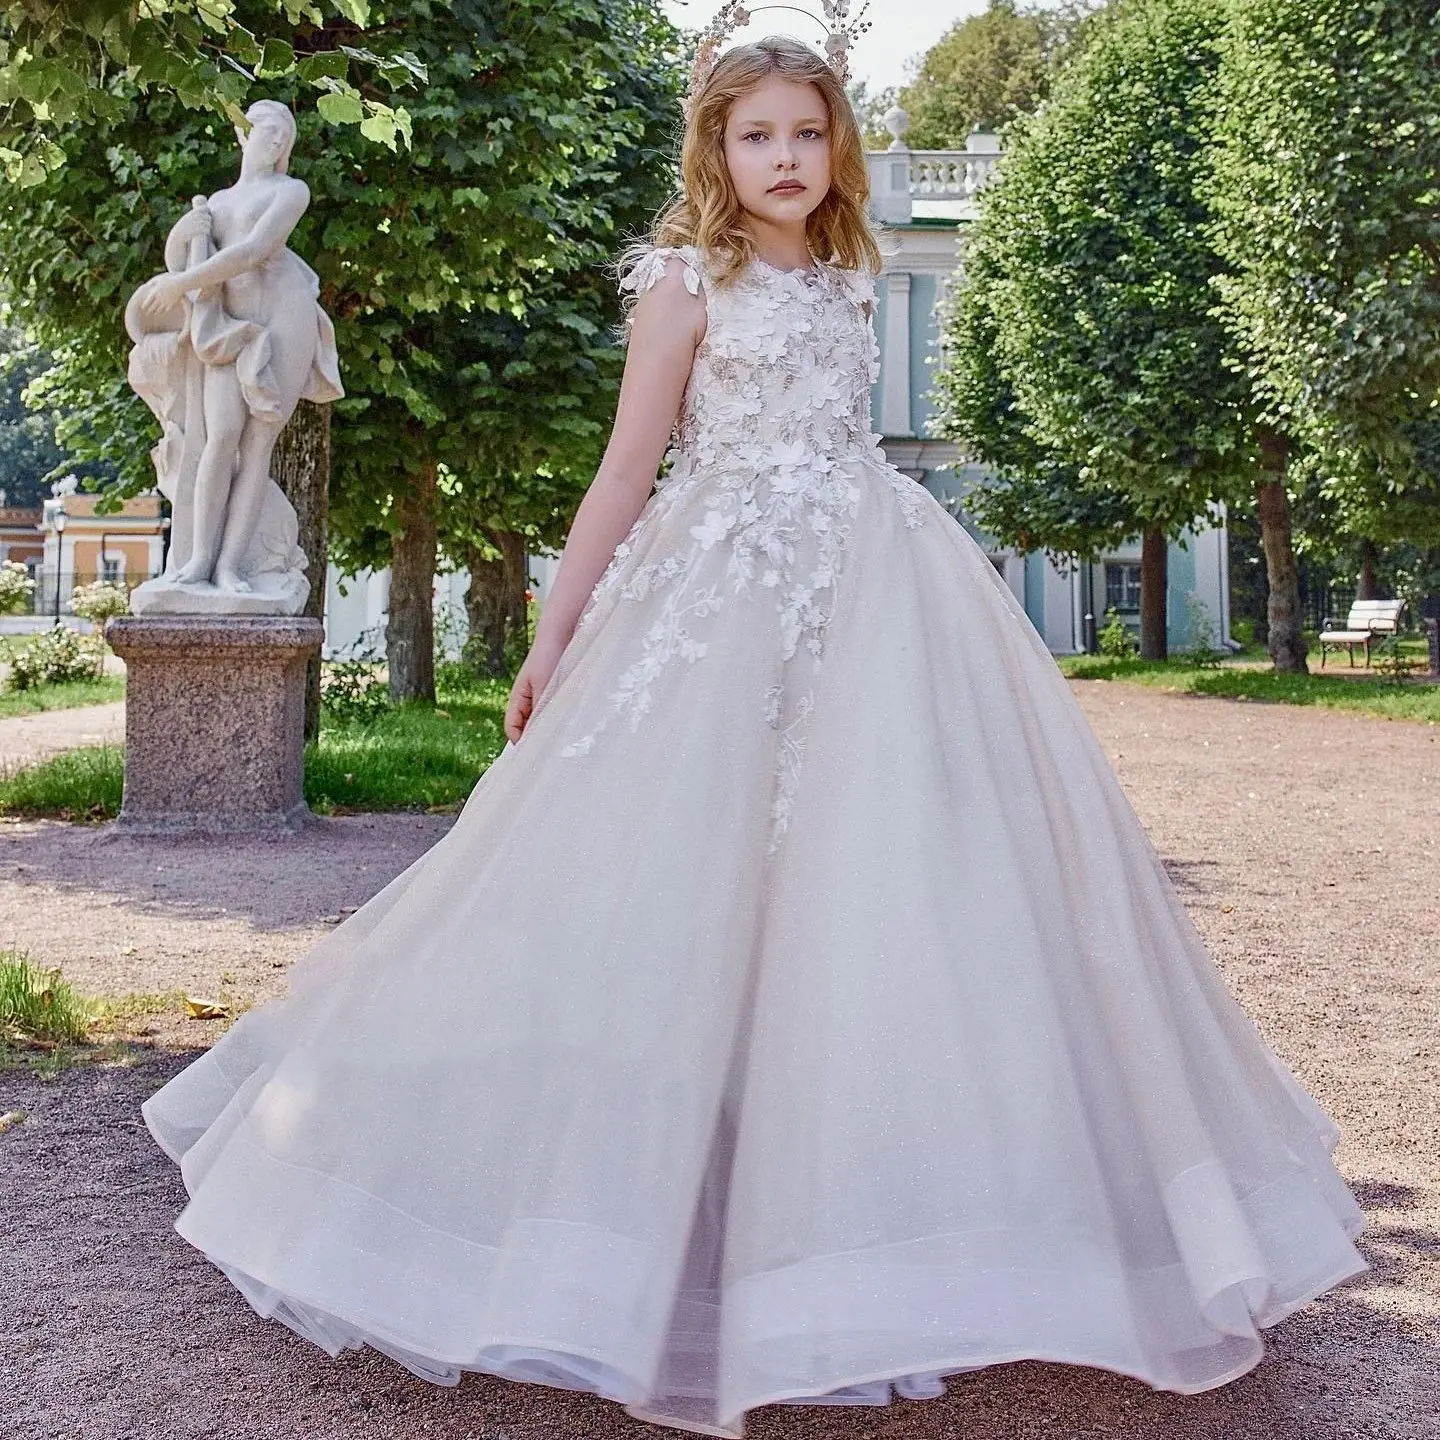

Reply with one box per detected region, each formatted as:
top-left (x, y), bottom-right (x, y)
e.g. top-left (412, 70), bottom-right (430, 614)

top-left (619, 243), bottom-right (886, 486)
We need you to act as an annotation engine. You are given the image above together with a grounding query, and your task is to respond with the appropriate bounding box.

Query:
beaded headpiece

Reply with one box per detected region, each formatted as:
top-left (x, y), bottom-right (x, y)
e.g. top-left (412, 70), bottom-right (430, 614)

top-left (684, 2), bottom-right (873, 120)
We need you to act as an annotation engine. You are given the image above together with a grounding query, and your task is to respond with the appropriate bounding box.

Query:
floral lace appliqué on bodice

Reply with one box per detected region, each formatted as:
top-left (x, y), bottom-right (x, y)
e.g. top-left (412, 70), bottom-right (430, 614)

top-left (558, 244), bottom-right (928, 854)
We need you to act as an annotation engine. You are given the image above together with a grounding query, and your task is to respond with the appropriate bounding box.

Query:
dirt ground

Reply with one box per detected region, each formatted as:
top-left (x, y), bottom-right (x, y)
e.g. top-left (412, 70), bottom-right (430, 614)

top-left (0, 698), bottom-right (125, 771)
top-left (1, 681), bottom-right (1437, 1440)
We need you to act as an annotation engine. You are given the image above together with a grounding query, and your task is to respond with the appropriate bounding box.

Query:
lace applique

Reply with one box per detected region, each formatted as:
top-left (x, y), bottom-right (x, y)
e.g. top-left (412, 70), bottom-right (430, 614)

top-left (562, 245), bottom-right (921, 852)
top-left (619, 244), bottom-right (703, 303)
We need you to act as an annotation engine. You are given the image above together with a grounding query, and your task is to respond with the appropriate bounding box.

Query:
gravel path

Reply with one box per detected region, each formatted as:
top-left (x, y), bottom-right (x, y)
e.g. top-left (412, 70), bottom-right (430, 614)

top-left (0, 699), bottom-right (125, 771)
top-left (1, 681), bottom-right (1436, 1440)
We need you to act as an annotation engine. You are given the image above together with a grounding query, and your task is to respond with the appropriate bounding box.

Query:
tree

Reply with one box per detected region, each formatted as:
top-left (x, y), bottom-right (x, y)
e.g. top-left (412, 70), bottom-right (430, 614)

top-left (930, 245), bottom-right (1139, 571)
top-left (0, 0), bottom-right (423, 185)
top-left (932, 0), bottom-right (1307, 667)
top-left (0, 0), bottom-right (681, 704)
top-left (0, 326), bottom-right (64, 506)
top-left (1206, 0), bottom-right (1440, 591)
top-left (897, 0), bottom-right (1101, 150)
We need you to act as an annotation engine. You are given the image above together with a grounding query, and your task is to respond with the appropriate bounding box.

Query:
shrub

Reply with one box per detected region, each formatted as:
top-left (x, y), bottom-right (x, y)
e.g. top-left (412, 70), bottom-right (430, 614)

top-left (68, 579), bottom-right (131, 632)
top-left (0, 560), bottom-right (34, 616)
top-left (1098, 605), bottom-right (1139, 658)
top-left (1185, 591), bottom-right (1223, 668)
top-left (321, 659), bottom-right (390, 726)
top-left (8, 624), bottom-right (101, 690)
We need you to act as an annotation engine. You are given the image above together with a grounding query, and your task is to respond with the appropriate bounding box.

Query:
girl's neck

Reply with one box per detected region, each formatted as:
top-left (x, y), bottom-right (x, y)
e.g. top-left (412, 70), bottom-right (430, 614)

top-left (742, 218), bottom-right (813, 274)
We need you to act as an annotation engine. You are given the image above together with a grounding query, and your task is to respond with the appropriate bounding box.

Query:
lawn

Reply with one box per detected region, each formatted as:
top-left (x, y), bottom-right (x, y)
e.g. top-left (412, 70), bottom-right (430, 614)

top-left (1056, 640), bottom-right (1440, 724)
top-left (0, 674), bottom-right (125, 720)
top-left (0, 668), bottom-right (512, 820)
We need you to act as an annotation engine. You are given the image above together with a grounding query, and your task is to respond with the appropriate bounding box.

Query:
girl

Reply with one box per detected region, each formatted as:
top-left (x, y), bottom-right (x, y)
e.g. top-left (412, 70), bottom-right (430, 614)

top-left (143, 34), bottom-right (1366, 1440)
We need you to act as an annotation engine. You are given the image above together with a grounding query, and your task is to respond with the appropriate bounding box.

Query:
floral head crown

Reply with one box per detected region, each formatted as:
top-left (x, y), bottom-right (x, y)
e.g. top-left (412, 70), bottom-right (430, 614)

top-left (684, 2), bottom-right (873, 120)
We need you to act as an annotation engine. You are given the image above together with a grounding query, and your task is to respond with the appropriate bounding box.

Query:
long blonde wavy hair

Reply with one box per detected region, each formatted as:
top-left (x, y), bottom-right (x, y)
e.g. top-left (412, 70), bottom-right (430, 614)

top-left (619, 36), bottom-right (883, 303)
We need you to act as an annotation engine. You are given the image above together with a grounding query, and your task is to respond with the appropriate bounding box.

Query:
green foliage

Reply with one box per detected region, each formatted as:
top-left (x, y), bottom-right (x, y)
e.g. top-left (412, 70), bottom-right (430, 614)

top-left (0, 326), bottom-right (69, 504)
top-left (931, 262), bottom-right (1139, 561)
top-left (897, 0), bottom-right (1101, 148)
top-left (0, 742), bottom-right (123, 818)
top-left (320, 658), bottom-right (390, 726)
top-left (0, 1), bottom-right (425, 184)
top-left (1184, 590), bottom-right (1222, 666)
top-left (7, 624), bottom-right (100, 689)
top-left (0, 0), bottom-right (682, 574)
top-left (1098, 605), bottom-right (1139, 658)
top-left (846, 78), bottom-right (898, 150)
top-left (0, 672), bottom-right (123, 718)
top-left (0, 951), bottom-right (98, 1046)
top-left (932, 0), bottom-right (1251, 562)
top-left (1205, 0), bottom-right (1440, 547)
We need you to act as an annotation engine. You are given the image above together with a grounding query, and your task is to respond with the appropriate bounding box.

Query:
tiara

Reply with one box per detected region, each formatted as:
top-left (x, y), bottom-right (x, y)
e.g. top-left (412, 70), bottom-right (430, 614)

top-left (684, 2), bottom-right (873, 119)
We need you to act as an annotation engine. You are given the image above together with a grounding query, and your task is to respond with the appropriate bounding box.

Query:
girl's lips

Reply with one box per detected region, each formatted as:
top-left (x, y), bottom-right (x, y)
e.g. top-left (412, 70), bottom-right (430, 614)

top-left (769, 183), bottom-right (805, 195)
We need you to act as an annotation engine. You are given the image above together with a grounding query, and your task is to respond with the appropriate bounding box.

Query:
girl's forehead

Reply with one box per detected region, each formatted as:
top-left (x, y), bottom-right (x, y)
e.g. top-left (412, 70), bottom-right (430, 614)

top-left (727, 78), bottom-right (827, 125)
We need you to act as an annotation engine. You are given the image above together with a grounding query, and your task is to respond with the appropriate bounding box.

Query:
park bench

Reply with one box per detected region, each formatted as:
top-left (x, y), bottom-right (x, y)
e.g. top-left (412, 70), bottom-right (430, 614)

top-left (1318, 598), bottom-right (1407, 668)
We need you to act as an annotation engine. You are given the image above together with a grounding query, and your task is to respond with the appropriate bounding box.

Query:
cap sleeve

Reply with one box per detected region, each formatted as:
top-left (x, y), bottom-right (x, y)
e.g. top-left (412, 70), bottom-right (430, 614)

top-left (831, 264), bottom-right (878, 310)
top-left (619, 244), bottom-right (703, 299)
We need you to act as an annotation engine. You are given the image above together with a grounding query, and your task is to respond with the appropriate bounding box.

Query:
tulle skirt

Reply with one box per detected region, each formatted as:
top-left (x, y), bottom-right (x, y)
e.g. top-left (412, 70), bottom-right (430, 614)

top-left (143, 454), bottom-right (1366, 1436)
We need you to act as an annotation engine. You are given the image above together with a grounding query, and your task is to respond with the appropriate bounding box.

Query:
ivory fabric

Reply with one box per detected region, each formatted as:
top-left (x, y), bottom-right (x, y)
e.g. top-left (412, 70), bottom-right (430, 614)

top-left (143, 243), bottom-right (1366, 1437)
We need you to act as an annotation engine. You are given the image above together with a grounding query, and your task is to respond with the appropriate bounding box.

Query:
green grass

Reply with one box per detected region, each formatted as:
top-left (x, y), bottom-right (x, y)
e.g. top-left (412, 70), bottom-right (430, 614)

top-left (0, 743), bottom-right (124, 820)
top-left (0, 950), bottom-right (100, 1047)
top-left (0, 673), bottom-right (124, 718)
top-left (0, 673), bottom-right (512, 820)
top-left (1058, 644), bottom-right (1440, 723)
top-left (305, 676), bottom-right (510, 813)
top-left (0, 951), bottom-right (163, 1077)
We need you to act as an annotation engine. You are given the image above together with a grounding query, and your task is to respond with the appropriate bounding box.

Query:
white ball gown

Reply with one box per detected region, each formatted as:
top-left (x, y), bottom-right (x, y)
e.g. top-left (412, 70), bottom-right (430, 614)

top-left (142, 242), bottom-right (1367, 1438)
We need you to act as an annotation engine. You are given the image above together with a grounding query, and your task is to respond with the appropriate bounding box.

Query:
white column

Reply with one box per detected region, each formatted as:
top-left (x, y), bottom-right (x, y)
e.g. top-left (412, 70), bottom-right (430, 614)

top-left (881, 271), bottom-right (912, 437)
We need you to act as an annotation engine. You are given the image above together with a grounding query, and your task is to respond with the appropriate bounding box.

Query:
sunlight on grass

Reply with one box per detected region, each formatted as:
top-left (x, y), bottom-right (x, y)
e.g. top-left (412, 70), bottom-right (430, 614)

top-left (0, 672), bottom-right (513, 820)
top-left (0, 674), bottom-right (124, 719)
top-left (1057, 652), bottom-right (1440, 723)
top-left (0, 744), bottom-right (124, 819)
top-left (0, 950), bottom-right (100, 1048)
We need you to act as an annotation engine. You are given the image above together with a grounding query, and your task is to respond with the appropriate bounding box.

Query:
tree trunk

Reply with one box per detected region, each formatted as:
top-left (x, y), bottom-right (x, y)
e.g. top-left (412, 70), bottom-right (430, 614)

top-left (1138, 525), bottom-right (1168, 660)
top-left (387, 461), bottom-right (438, 703)
top-left (1357, 537), bottom-right (1378, 600)
top-left (271, 400), bottom-right (331, 741)
top-left (1255, 428), bottom-right (1308, 673)
top-left (463, 531), bottom-right (529, 677)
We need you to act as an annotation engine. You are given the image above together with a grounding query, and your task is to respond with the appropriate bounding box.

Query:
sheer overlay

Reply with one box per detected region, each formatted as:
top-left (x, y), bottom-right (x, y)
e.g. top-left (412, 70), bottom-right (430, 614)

top-left (143, 243), bottom-right (1366, 1437)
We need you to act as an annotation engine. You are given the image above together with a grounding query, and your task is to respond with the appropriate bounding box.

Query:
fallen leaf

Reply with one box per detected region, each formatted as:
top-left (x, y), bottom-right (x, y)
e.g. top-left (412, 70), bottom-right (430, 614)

top-left (0, 1110), bottom-right (26, 1136)
top-left (184, 996), bottom-right (230, 1020)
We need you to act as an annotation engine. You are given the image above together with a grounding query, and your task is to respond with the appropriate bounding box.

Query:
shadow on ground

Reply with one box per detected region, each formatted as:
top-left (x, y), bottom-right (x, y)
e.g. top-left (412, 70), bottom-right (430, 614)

top-left (0, 814), bottom-right (454, 931)
top-left (2, 1056), bottom-right (1434, 1440)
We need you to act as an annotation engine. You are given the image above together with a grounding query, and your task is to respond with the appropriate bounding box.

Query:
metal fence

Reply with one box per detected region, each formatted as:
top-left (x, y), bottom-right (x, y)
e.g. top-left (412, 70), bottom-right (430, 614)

top-left (21, 568), bottom-right (159, 618)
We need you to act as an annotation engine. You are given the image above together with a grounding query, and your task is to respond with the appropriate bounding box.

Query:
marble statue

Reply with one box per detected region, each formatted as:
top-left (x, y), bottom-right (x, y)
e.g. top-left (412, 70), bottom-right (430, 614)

top-left (123, 99), bottom-right (343, 616)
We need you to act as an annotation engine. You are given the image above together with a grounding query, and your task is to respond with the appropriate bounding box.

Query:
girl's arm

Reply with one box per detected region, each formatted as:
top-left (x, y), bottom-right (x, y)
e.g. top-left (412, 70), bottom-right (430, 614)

top-left (502, 255), bottom-right (706, 742)
top-left (527, 257), bottom-right (708, 659)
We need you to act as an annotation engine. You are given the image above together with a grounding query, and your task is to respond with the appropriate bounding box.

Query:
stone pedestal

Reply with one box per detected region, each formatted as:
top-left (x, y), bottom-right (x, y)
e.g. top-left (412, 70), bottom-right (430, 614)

top-left (107, 615), bottom-right (323, 836)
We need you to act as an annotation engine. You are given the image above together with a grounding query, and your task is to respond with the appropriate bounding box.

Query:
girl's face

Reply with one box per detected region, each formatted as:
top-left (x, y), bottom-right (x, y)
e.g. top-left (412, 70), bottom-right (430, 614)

top-left (722, 77), bottom-right (833, 231)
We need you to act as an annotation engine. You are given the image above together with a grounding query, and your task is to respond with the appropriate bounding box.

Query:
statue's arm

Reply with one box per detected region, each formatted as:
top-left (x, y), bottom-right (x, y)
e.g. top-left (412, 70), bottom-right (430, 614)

top-left (170, 180), bottom-right (311, 292)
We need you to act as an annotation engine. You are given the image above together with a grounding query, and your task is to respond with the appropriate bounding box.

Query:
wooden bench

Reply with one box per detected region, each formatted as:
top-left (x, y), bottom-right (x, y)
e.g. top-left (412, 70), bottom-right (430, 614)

top-left (1318, 598), bottom-right (1407, 668)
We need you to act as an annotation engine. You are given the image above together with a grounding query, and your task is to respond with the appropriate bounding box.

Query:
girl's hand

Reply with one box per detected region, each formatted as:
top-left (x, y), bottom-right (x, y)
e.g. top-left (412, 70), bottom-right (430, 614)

top-left (504, 639), bottom-right (568, 743)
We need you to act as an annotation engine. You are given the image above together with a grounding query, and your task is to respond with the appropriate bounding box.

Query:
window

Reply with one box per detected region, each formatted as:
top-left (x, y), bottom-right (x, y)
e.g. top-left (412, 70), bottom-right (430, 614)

top-left (101, 556), bottom-right (122, 583)
top-left (1105, 562), bottom-right (1142, 613)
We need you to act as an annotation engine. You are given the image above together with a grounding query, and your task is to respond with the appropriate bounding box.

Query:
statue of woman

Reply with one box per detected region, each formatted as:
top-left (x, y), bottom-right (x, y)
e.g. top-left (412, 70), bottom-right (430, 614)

top-left (125, 99), bottom-right (343, 611)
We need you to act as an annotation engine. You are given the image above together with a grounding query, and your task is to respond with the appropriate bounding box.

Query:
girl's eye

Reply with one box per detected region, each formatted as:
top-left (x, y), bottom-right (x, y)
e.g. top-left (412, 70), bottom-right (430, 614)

top-left (743, 131), bottom-right (768, 142)
top-left (799, 129), bottom-right (825, 141)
